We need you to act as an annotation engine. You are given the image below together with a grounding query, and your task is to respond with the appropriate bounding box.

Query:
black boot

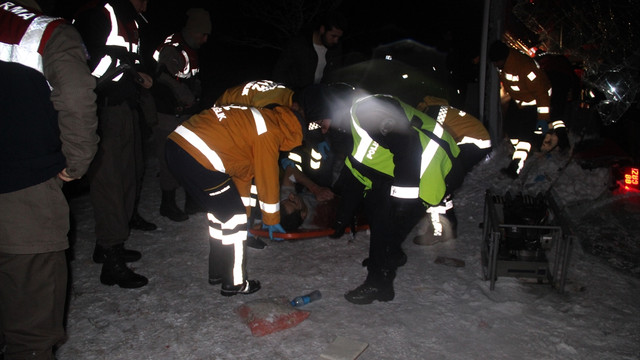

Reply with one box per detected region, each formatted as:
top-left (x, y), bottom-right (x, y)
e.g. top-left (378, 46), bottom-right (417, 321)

top-left (93, 243), bottom-right (141, 263)
top-left (160, 190), bottom-right (189, 222)
top-left (129, 211), bottom-right (157, 231)
top-left (220, 279), bottom-right (261, 296)
top-left (344, 268), bottom-right (396, 305)
top-left (100, 246), bottom-right (148, 288)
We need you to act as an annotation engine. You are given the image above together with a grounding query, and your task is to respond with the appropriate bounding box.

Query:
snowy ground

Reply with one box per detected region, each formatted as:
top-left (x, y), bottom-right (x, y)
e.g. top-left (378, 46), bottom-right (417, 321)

top-left (56, 139), bottom-right (640, 360)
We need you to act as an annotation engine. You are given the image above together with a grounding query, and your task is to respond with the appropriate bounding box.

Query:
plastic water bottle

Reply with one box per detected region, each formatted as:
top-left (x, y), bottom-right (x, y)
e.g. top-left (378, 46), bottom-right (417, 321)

top-left (290, 290), bottom-right (322, 307)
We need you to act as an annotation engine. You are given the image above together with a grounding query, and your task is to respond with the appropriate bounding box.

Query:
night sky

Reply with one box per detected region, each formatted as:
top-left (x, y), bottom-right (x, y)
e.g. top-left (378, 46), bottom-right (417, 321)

top-left (56, 0), bottom-right (485, 105)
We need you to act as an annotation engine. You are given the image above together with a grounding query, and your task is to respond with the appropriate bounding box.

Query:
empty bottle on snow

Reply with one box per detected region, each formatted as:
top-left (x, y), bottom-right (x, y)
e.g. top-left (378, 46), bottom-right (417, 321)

top-left (290, 290), bottom-right (322, 306)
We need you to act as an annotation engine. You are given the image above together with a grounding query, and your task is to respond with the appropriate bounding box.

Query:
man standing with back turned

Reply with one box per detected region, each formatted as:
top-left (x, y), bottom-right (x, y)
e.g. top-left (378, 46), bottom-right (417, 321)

top-left (0, 0), bottom-right (99, 358)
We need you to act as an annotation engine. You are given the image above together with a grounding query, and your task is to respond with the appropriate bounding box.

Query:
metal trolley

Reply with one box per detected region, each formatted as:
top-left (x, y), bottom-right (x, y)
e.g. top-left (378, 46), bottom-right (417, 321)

top-left (481, 190), bottom-right (573, 293)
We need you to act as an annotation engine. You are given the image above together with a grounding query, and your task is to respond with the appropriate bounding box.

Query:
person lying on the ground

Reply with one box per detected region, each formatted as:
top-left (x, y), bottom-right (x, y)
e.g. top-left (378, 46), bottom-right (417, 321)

top-left (279, 163), bottom-right (337, 231)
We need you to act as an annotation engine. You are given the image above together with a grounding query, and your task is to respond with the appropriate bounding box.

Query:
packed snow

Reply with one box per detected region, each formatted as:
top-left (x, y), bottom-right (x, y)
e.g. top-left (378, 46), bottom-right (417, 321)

top-left (56, 137), bottom-right (640, 360)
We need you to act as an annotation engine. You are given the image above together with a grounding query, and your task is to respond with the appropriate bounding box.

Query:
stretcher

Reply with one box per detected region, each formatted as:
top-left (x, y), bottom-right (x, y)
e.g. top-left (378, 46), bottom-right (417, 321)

top-left (248, 223), bottom-right (369, 240)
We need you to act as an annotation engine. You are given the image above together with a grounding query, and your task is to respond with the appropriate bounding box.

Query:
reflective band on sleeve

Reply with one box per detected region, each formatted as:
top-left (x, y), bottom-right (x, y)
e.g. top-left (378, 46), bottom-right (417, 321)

top-left (174, 125), bottom-right (226, 172)
top-left (552, 120), bottom-right (566, 129)
top-left (241, 196), bottom-right (256, 207)
top-left (527, 71), bottom-right (536, 81)
top-left (520, 99), bottom-right (536, 106)
top-left (259, 201), bottom-right (279, 214)
top-left (310, 160), bottom-right (321, 170)
top-left (288, 152), bottom-right (302, 163)
top-left (311, 148), bottom-right (322, 160)
top-left (250, 184), bottom-right (258, 195)
top-left (537, 106), bottom-right (549, 114)
top-left (91, 55), bottom-right (113, 78)
top-left (390, 186), bottom-right (420, 199)
top-left (505, 73), bottom-right (519, 81)
top-left (250, 108), bottom-right (267, 135)
top-left (510, 85), bottom-right (521, 92)
top-left (458, 136), bottom-right (492, 149)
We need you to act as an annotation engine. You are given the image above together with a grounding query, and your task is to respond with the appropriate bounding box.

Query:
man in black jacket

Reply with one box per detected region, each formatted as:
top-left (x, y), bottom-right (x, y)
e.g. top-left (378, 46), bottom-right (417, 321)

top-left (272, 11), bottom-right (347, 92)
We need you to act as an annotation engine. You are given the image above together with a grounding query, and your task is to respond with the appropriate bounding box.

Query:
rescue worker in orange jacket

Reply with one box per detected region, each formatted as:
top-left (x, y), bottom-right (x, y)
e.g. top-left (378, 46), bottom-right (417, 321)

top-left (216, 80), bottom-right (337, 193)
top-left (489, 40), bottom-right (569, 177)
top-left (1, 1), bottom-right (99, 357)
top-left (165, 104), bottom-right (303, 296)
top-left (414, 96), bottom-right (493, 245)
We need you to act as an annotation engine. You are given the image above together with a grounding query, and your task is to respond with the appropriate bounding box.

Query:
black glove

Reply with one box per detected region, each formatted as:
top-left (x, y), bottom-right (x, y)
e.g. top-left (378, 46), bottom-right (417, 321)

top-left (555, 127), bottom-right (570, 151)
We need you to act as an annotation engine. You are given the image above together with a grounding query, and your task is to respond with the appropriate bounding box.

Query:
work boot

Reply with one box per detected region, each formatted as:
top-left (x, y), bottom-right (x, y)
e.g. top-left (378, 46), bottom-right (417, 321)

top-left (93, 243), bottom-right (141, 263)
top-left (160, 190), bottom-right (189, 222)
top-left (220, 279), bottom-right (261, 296)
top-left (344, 269), bottom-right (395, 305)
top-left (184, 193), bottom-right (205, 215)
top-left (99, 246), bottom-right (148, 288)
top-left (129, 211), bottom-right (157, 231)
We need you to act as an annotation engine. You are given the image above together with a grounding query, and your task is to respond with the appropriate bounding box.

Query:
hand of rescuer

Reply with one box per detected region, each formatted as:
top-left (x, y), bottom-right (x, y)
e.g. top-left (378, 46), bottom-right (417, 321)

top-left (262, 223), bottom-right (286, 240)
top-left (317, 141), bottom-right (330, 159)
top-left (57, 168), bottom-right (75, 182)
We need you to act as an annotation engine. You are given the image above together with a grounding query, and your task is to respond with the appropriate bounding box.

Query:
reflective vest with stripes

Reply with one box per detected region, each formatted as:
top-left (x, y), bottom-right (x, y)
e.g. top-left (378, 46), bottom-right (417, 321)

top-left (87, 2), bottom-right (139, 82)
top-left (152, 32), bottom-right (199, 79)
top-left (0, 2), bottom-right (64, 75)
top-left (346, 95), bottom-right (460, 206)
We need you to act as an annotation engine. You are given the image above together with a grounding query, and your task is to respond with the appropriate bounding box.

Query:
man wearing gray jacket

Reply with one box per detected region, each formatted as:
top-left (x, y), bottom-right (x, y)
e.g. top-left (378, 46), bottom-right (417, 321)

top-left (0, 1), bottom-right (99, 358)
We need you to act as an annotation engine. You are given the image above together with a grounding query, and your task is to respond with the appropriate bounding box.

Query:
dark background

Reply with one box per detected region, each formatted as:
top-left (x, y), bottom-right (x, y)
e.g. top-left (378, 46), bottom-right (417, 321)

top-left (55, 0), bottom-right (485, 106)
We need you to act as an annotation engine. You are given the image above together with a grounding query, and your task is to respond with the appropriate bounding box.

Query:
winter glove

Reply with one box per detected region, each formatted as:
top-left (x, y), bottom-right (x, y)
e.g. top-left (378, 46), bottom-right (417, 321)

top-left (280, 157), bottom-right (296, 170)
top-left (555, 127), bottom-right (570, 151)
top-left (317, 141), bottom-right (330, 159)
top-left (262, 223), bottom-right (286, 240)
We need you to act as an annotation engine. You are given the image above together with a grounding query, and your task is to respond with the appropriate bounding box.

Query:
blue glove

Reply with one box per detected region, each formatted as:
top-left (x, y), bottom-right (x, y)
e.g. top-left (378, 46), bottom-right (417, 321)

top-left (262, 223), bottom-right (286, 240)
top-left (317, 141), bottom-right (330, 159)
top-left (280, 157), bottom-right (296, 170)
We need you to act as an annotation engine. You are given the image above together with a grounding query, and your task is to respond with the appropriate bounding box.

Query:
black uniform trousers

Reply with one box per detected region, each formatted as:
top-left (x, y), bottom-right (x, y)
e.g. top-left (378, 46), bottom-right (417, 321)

top-left (164, 140), bottom-right (248, 286)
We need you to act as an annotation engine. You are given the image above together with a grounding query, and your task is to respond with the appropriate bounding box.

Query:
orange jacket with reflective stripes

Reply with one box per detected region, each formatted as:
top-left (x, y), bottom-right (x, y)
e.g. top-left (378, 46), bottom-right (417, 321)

top-left (499, 49), bottom-right (552, 122)
top-left (168, 105), bottom-right (302, 225)
top-left (215, 80), bottom-right (294, 108)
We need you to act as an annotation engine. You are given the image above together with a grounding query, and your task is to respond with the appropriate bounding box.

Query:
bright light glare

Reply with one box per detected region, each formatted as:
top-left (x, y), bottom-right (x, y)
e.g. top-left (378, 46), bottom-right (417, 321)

top-left (385, 55), bottom-right (393, 60)
top-left (402, 74), bottom-right (408, 79)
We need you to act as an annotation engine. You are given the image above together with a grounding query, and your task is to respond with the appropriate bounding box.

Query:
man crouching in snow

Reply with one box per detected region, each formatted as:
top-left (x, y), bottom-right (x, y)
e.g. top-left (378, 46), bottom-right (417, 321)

top-left (332, 94), bottom-right (464, 304)
top-left (165, 104), bottom-right (303, 296)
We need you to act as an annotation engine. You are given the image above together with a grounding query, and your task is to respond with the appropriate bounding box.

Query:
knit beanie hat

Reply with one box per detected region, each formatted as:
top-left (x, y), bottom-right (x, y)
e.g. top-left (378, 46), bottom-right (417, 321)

top-left (184, 8), bottom-right (212, 34)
